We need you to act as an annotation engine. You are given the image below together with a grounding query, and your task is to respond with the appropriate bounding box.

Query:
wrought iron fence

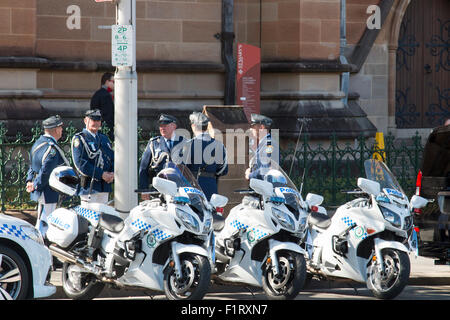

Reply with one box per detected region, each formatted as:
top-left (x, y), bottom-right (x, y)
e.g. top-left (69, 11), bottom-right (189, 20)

top-left (279, 133), bottom-right (424, 207)
top-left (0, 122), bottom-right (155, 211)
top-left (0, 122), bottom-right (424, 211)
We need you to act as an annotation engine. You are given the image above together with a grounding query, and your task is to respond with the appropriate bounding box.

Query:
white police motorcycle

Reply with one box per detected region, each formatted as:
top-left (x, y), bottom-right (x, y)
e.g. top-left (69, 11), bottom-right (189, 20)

top-left (46, 164), bottom-right (215, 300)
top-left (304, 159), bottom-right (428, 299)
top-left (213, 161), bottom-right (308, 300)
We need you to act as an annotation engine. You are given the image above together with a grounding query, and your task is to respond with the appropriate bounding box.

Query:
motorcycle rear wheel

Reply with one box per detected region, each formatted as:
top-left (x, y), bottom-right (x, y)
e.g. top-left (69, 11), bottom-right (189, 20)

top-left (262, 250), bottom-right (306, 300)
top-left (163, 253), bottom-right (211, 300)
top-left (61, 262), bottom-right (104, 300)
top-left (366, 249), bottom-right (410, 300)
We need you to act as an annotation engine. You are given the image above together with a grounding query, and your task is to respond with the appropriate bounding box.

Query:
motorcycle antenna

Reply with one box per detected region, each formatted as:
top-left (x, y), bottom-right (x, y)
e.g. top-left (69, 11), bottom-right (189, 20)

top-left (288, 117), bottom-right (309, 196)
top-left (288, 117), bottom-right (305, 177)
top-left (88, 153), bottom-right (101, 201)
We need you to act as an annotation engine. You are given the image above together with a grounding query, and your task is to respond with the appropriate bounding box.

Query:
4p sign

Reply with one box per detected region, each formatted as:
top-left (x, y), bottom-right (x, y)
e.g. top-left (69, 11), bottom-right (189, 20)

top-left (112, 25), bottom-right (133, 67)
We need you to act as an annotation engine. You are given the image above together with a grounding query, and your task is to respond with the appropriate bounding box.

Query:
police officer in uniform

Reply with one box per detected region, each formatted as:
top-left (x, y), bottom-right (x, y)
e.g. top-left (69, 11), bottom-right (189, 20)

top-left (139, 114), bottom-right (185, 200)
top-left (71, 109), bottom-right (114, 203)
top-left (26, 115), bottom-right (70, 236)
top-left (245, 113), bottom-right (279, 180)
top-left (184, 112), bottom-right (228, 200)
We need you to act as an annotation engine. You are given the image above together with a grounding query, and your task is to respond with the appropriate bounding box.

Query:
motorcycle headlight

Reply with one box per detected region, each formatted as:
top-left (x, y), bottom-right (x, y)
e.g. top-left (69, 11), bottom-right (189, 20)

top-left (272, 207), bottom-right (295, 232)
top-left (176, 208), bottom-right (200, 233)
top-left (380, 206), bottom-right (401, 228)
top-left (20, 225), bottom-right (44, 245)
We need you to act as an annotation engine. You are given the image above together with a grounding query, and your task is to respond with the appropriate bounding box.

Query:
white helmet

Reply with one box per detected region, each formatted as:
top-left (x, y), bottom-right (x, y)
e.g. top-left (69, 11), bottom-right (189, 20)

top-left (264, 169), bottom-right (287, 186)
top-left (49, 166), bottom-right (79, 196)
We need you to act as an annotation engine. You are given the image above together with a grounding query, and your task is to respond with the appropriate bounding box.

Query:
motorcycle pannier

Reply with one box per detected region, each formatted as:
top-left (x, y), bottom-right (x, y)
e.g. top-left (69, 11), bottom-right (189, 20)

top-left (47, 208), bottom-right (82, 248)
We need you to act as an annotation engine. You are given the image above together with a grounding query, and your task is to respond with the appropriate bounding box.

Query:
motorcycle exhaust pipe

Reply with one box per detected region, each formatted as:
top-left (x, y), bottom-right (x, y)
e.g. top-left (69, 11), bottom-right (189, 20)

top-left (49, 244), bottom-right (78, 265)
top-left (49, 245), bottom-right (102, 276)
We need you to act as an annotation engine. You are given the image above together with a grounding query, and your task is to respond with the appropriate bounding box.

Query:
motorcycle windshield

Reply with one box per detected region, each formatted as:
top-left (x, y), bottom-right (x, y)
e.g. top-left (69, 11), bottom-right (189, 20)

top-left (256, 159), bottom-right (305, 219)
top-left (364, 159), bottom-right (405, 195)
top-left (158, 162), bottom-right (208, 219)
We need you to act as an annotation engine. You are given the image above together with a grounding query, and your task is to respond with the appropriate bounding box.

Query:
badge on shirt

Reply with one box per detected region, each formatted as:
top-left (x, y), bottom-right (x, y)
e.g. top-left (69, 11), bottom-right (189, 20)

top-left (73, 138), bottom-right (80, 148)
top-left (88, 142), bottom-right (97, 152)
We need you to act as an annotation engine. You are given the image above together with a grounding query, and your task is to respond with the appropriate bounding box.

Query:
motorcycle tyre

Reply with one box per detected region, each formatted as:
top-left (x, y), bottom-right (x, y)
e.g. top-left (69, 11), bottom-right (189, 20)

top-left (366, 249), bottom-right (410, 300)
top-left (262, 250), bottom-right (306, 300)
top-left (61, 262), bottom-right (104, 300)
top-left (163, 253), bottom-right (211, 300)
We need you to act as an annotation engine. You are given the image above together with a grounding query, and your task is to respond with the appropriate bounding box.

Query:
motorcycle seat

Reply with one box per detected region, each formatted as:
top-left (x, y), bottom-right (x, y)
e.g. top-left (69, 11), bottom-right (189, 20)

top-left (308, 211), bottom-right (331, 229)
top-left (212, 213), bottom-right (225, 232)
top-left (99, 213), bottom-right (124, 233)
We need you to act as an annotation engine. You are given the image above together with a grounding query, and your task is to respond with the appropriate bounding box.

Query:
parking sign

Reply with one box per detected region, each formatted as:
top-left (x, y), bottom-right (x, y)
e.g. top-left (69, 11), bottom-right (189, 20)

top-left (112, 25), bottom-right (133, 67)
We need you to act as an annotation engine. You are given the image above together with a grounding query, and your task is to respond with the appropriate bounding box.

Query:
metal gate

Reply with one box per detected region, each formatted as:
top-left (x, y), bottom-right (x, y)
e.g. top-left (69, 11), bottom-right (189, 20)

top-left (396, 0), bottom-right (450, 128)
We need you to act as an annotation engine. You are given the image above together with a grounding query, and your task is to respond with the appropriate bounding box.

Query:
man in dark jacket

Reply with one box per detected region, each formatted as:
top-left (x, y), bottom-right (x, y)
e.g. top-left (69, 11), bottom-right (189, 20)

top-left (245, 113), bottom-right (279, 180)
top-left (71, 109), bottom-right (114, 204)
top-left (90, 72), bottom-right (115, 141)
top-left (184, 112), bottom-right (228, 200)
top-left (26, 115), bottom-right (69, 236)
top-left (139, 114), bottom-right (185, 200)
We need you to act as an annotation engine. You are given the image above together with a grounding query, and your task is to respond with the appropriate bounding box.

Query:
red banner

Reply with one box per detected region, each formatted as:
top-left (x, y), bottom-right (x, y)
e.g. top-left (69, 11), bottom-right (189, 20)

top-left (236, 43), bottom-right (261, 122)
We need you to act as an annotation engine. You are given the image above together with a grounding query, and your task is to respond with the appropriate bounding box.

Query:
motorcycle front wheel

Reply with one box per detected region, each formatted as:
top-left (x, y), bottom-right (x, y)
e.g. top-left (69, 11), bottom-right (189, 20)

top-left (366, 249), bottom-right (410, 300)
top-left (61, 262), bottom-right (104, 300)
top-left (262, 250), bottom-right (306, 300)
top-left (163, 253), bottom-right (211, 300)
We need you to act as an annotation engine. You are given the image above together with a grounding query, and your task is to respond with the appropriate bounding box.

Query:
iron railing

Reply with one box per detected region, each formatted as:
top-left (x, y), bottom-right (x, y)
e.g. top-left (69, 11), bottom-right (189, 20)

top-left (0, 122), bottom-right (424, 210)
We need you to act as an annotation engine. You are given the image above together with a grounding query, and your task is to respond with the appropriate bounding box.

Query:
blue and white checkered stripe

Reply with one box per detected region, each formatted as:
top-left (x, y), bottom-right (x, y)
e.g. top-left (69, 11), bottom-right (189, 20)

top-left (131, 218), bottom-right (172, 241)
top-left (75, 206), bottom-right (100, 224)
top-left (341, 216), bottom-right (355, 227)
top-left (230, 219), bottom-right (249, 231)
top-left (249, 227), bottom-right (268, 241)
top-left (152, 228), bottom-right (171, 241)
top-left (131, 218), bottom-right (152, 231)
top-left (0, 224), bottom-right (29, 241)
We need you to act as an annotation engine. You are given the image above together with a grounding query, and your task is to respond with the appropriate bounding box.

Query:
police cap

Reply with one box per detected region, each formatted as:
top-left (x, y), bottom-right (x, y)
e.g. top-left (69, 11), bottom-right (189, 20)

top-left (85, 109), bottom-right (102, 121)
top-left (250, 113), bottom-right (273, 127)
top-left (43, 115), bottom-right (63, 129)
top-left (189, 112), bottom-right (209, 126)
top-left (158, 114), bottom-right (177, 125)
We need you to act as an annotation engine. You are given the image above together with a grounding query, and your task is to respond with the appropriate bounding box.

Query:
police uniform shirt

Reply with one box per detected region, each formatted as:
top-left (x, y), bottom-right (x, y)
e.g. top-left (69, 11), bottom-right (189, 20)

top-left (138, 134), bottom-right (185, 189)
top-left (71, 128), bottom-right (114, 195)
top-left (26, 134), bottom-right (69, 203)
top-left (184, 132), bottom-right (228, 200)
top-left (249, 132), bottom-right (279, 180)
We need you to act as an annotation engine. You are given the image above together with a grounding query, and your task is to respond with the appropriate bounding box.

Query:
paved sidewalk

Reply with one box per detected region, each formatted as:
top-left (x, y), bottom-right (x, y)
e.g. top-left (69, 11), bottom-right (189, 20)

top-left (3, 209), bottom-right (450, 299)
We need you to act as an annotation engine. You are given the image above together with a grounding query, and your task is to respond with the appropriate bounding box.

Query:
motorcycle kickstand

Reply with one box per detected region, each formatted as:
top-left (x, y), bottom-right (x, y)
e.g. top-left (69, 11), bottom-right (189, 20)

top-left (244, 286), bottom-right (256, 298)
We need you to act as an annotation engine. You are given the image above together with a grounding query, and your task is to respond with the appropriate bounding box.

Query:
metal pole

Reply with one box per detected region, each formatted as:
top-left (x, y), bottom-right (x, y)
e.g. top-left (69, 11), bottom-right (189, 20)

top-left (221, 0), bottom-right (235, 105)
top-left (340, 0), bottom-right (349, 105)
top-left (114, 0), bottom-right (138, 217)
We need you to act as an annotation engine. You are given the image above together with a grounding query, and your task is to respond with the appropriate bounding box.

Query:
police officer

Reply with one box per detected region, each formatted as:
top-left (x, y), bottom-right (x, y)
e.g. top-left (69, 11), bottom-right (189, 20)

top-left (71, 109), bottom-right (114, 203)
top-left (26, 115), bottom-right (70, 236)
top-left (245, 113), bottom-right (279, 180)
top-left (139, 114), bottom-right (185, 200)
top-left (184, 112), bottom-right (228, 200)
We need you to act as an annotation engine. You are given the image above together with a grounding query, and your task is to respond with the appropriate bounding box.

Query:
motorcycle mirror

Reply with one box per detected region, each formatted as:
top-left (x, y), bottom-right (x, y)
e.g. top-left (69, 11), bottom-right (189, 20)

top-left (305, 193), bottom-right (324, 206)
top-left (210, 193), bottom-right (228, 208)
top-left (410, 195), bottom-right (429, 209)
top-left (152, 177), bottom-right (178, 197)
top-left (249, 178), bottom-right (273, 197)
top-left (357, 178), bottom-right (380, 196)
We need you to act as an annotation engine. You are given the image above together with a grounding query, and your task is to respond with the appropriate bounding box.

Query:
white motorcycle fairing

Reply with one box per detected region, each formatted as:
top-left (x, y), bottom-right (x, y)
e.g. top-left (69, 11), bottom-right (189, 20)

top-left (308, 204), bottom-right (389, 282)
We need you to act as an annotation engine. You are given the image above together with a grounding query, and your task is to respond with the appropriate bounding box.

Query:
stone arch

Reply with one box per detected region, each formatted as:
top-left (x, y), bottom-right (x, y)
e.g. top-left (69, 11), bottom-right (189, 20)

top-left (386, 0), bottom-right (412, 132)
